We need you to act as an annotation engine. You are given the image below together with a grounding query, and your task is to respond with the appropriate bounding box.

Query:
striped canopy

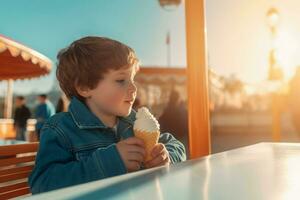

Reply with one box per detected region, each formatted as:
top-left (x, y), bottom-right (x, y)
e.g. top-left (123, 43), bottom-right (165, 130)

top-left (0, 35), bottom-right (52, 80)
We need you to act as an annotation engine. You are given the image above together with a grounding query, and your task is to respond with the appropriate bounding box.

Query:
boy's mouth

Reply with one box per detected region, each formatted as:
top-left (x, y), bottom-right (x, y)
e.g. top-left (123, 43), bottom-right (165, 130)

top-left (124, 99), bottom-right (134, 105)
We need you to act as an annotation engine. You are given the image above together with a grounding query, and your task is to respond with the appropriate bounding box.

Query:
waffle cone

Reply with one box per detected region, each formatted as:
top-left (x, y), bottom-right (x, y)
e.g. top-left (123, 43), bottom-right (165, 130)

top-left (134, 129), bottom-right (160, 161)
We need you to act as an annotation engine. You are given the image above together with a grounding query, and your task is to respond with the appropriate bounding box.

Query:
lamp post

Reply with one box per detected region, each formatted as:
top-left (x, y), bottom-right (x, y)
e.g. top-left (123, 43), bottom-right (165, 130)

top-left (266, 7), bottom-right (283, 142)
top-left (158, 0), bottom-right (182, 66)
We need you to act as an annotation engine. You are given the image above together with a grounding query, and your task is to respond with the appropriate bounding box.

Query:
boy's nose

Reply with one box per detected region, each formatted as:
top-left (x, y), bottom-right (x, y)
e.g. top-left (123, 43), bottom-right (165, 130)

top-left (128, 81), bottom-right (137, 93)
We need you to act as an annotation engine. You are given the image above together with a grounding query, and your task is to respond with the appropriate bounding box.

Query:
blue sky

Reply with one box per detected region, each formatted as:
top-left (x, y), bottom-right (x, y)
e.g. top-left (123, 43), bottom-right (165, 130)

top-left (0, 0), bottom-right (186, 95)
top-left (2, 0), bottom-right (300, 96)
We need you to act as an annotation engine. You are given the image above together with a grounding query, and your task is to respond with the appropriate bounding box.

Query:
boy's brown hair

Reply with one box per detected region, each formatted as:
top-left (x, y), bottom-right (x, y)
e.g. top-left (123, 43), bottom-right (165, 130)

top-left (56, 36), bottom-right (139, 101)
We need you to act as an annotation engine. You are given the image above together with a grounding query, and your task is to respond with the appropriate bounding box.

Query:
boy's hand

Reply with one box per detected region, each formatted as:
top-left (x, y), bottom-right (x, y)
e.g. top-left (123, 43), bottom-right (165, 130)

top-left (116, 137), bottom-right (146, 172)
top-left (144, 143), bottom-right (170, 168)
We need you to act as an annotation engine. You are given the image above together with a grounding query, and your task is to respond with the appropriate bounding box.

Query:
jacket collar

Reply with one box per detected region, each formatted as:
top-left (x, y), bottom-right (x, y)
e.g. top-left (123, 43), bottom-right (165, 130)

top-left (69, 97), bottom-right (136, 129)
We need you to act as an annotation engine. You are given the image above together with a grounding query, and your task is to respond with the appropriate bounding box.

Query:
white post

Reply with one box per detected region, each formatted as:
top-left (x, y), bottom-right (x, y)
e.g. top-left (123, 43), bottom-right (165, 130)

top-left (4, 79), bottom-right (14, 118)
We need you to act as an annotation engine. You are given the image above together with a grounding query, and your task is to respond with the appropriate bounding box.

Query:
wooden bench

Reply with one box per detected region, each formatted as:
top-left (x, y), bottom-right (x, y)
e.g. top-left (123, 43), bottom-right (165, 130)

top-left (0, 142), bottom-right (39, 199)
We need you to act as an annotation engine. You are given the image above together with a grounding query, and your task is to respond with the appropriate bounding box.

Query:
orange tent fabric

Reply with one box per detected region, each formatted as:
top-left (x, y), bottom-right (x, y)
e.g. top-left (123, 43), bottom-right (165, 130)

top-left (0, 34), bottom-right (52, 80)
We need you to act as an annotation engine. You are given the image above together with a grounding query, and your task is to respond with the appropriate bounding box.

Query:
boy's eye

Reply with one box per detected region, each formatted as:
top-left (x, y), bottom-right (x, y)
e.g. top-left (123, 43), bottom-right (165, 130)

top-left (116, 80), bottom-right (126, 85)
top-left (115, 79), bottom-right (135, 87)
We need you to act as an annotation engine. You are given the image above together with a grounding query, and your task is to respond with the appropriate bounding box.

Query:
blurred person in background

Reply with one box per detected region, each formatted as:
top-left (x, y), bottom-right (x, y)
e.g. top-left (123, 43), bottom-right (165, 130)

top-left (35, 94), bottom-right (55, 139)
top-left (13, 96), bottom-right (31, 141)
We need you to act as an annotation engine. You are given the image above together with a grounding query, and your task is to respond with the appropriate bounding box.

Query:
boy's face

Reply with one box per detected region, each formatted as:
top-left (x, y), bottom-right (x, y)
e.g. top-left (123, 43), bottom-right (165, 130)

top-left (84, 65), bottom-right (138, 117)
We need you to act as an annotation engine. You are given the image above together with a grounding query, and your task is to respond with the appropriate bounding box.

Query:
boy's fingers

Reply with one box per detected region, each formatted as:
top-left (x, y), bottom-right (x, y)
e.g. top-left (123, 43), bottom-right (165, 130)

top-left (128, 161), bottom-right (141, 172)
top-left (157, 157), bottom-right (170, 167)
top-left (146, 152), bottom-right (167, 168)
top-left (124, 137), bottom-right (145, 147)
top-left (146, 158), bottom-right (169, 168)
top-left (128, 152), bottom-right (144, 163)
top-left (151, 143), bottom-right (164, 157)
top-left (127, 145), bottom-right (146, 157)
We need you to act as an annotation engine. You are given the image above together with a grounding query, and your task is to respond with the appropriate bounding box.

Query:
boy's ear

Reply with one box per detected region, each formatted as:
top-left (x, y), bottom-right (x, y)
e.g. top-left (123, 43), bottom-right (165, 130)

top-left (75, 85), bottom-right (91, 98)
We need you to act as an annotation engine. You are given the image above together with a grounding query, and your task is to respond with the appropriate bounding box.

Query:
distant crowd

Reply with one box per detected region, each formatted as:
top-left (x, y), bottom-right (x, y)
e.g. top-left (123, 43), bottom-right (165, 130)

top-left (13, 94), bottom-right (69, 140)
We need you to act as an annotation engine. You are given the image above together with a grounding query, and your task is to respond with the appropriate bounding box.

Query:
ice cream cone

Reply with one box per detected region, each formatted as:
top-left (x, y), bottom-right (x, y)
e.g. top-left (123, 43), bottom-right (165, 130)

top-left (134, 107), bottom-right (161, 162)
top-left (134, 129), bottom-right (160, 161)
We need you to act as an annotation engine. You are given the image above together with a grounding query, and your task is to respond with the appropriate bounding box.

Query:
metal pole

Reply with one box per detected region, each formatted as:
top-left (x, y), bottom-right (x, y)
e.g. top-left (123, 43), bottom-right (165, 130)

top-left (166, 31), bottom-right (171, 67)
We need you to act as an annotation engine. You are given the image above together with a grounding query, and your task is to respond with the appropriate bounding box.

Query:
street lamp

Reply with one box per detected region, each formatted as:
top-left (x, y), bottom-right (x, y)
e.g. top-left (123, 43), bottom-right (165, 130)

top-left (266, 7), bottom-right (283, 81)
top-left (267, 7), bottom-right (279, 35)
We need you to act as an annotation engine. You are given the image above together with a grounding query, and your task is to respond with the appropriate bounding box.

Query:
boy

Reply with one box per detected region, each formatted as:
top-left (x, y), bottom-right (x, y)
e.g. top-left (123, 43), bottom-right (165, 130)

top-left (29, 36), bottom-right (186, 194)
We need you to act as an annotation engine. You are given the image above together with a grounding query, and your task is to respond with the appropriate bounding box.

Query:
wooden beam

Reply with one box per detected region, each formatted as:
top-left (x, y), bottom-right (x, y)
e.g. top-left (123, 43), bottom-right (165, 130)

top-left (185, 0), bottom-right (211, 158)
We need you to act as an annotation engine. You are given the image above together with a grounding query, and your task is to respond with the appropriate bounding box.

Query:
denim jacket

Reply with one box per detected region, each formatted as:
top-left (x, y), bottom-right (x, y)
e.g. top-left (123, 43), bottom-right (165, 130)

top-left (29, 97), bottom-right (186, 194)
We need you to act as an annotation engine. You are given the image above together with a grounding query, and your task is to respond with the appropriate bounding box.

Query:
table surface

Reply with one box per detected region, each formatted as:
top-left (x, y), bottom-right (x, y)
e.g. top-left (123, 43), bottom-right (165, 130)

top-left (25, 143), bottom-right (300, 200)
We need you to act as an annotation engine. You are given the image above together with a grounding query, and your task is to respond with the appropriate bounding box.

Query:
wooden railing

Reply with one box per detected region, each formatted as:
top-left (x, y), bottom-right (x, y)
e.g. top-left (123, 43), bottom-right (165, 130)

top-left (0, 142), bottom-right (39, 199)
